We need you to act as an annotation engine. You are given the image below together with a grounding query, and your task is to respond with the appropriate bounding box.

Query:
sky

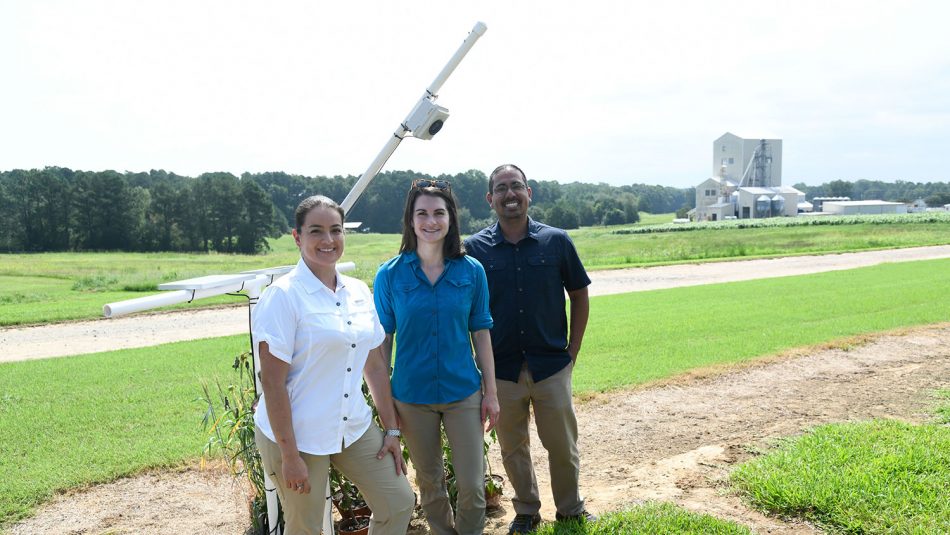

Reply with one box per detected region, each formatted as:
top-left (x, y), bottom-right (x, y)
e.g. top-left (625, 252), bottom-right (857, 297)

top-left (2, 1), bottom-right (949, 189)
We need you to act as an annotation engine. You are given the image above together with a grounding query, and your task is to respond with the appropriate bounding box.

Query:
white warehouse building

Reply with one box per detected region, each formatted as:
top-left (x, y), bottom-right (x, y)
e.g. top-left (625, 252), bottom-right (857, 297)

top-left (822, 200), bottom-right (907, 215)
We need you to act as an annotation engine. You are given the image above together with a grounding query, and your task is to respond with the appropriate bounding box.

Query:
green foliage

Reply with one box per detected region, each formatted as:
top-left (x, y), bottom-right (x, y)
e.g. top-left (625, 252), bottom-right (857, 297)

top-left (0, 335), bottom-right (248, 527)
top-left (533, 502), bottom-right (751, 534)
top-left (199, 352), bottom-right (273, 534)
top-left (731, 421), bottom-right (950, 532)
top-left (612, 211), bottom-right (950, 235)
top-left (798, 178), bottom-right (950, 203)
top-left (935, 390), bottom-right (950, 425)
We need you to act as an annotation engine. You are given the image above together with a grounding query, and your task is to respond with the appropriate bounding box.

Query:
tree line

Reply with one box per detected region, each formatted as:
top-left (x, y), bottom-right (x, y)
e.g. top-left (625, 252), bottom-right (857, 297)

top-left (0, 167), bottom-right (692, 253)
top-left (793, 179), bottom-right (950, 206)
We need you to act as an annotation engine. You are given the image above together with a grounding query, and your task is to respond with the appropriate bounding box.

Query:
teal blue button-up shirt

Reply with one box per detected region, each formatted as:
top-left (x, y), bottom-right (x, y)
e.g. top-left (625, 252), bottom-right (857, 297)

top-left (373, 252), bottom-right (493, 404)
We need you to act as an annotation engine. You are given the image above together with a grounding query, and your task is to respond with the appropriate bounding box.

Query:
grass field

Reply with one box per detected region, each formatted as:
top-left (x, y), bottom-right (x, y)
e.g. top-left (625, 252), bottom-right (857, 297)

top-left (2, 258), bottom-right (949, 528)
top-left (2, 214), bottom-right (949, 326)
top-left (534, 502), bottom-right (752, 534)
top-left (732, 420), bottom-right (950, 532)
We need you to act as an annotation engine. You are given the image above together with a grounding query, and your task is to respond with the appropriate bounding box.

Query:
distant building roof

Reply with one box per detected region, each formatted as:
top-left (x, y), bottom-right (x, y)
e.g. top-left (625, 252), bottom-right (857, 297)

top-left (739, 186), bottom-right (803, 195)
top-left (825, 200), bottom-right (904, 206)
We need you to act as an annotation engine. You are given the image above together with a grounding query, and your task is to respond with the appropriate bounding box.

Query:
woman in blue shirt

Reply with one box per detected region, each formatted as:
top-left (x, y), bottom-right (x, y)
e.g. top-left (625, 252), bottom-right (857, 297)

top-left (374, 179), bottom-right (499, 535)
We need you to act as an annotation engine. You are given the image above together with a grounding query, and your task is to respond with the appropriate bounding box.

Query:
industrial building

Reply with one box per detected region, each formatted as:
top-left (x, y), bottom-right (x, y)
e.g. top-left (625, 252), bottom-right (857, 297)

top-left (693, 133), bottom-right (802, 221)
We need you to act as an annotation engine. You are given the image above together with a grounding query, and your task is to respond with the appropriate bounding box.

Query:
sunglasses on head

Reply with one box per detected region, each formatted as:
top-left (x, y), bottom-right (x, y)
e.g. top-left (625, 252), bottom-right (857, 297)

top-left (411, 179), bottom-right (451, 191)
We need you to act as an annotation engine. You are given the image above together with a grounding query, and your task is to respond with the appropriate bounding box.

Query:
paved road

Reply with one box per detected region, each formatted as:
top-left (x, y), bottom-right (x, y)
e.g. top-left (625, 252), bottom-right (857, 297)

top-left (5, 245), bottom-right (950, 363)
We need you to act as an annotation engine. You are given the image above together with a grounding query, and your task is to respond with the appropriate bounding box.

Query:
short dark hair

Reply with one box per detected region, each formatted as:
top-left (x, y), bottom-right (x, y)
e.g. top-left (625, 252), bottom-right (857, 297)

top-left (399, 183), bottom-right (465, 259)
top-left (488, 163), bottom-right (527, 193)
top-left (294, 195), bottom-right (344, 231)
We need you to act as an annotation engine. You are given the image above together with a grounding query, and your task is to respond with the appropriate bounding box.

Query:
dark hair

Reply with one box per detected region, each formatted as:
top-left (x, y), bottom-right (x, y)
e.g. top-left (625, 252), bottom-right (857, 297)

top-left (294, 195), bottom-right (344, 232)
top-left (488, 163), bottom-right (527, 193)
top-left (399, 184), bottom-right (464, 259)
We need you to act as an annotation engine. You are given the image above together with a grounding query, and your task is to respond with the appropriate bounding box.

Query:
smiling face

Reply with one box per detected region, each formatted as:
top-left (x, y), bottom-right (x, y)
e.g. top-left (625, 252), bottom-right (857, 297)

top-left (293, 205), bottom-right (344, 273)
top-left (488, 168), bottom-right (532, 221)
top-left (412, 193), bottom-right (450, 246)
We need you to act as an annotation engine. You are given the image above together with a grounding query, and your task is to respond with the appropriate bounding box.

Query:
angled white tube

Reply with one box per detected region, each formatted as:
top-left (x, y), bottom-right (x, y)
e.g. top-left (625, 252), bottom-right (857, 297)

top-left (340, 22), bottom-right (488, 214)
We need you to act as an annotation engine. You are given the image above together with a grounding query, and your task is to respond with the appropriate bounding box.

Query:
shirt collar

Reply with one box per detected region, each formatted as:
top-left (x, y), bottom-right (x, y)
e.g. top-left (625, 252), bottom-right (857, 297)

top-left (489, 217), bottom-right (540, 246)
top-left (294, 258), bottom-right (345, 294)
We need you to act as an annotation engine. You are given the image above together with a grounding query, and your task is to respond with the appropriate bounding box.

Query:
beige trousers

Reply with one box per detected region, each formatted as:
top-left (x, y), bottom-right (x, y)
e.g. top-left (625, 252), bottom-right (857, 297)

top-left (495, 362), bottom-right (585, 517)
top-left (255, 425), bottom-right (414, 535)
top-left (394, 391), bottom-right (485, 535)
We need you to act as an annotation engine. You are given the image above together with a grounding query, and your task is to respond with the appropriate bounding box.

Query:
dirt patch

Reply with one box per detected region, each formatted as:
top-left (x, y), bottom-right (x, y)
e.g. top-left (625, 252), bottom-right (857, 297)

top-left (11, 325), bottom-right (949, 534)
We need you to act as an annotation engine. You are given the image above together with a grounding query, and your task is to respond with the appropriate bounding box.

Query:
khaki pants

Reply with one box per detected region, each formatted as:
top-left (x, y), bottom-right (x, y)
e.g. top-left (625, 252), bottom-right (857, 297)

top-left (256, 426), bottom-right (414, 535)
top-left (496, 362), bottom-right (585, 517)
top-left (395, 391), bottom-right (485, 535)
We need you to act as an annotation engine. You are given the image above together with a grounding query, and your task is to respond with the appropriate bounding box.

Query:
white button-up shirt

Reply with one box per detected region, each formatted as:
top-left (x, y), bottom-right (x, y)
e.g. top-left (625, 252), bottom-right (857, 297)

top-left (253, 259), bottom-right (385, 455)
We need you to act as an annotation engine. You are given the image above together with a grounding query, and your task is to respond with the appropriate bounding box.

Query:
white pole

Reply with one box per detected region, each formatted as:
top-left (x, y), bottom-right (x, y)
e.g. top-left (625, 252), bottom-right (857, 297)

top-left (340, 22), bottom-right (488, 214)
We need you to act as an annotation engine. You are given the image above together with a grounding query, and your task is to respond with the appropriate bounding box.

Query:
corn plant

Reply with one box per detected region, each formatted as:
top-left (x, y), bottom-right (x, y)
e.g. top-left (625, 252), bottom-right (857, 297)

top-left (199, 352), bottom-right (278, 534)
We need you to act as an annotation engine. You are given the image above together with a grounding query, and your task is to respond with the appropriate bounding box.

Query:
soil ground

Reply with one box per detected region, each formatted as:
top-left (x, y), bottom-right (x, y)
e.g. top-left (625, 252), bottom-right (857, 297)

top-left (6, 246), bottom-right (950, 534)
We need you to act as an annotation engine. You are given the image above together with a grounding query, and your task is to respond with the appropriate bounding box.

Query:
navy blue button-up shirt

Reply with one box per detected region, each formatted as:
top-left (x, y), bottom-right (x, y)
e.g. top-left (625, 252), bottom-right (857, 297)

top-left (373, 252), bottom-right (493, 404)
top-left (464, 218), bottom-right (590, 383)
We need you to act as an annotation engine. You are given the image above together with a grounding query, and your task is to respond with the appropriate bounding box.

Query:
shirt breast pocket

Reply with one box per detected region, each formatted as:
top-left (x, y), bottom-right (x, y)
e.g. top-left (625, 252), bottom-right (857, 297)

top-left (445, 277), bottom-right (474, 309)
top-left (527, 254), bottom-right (560, 270)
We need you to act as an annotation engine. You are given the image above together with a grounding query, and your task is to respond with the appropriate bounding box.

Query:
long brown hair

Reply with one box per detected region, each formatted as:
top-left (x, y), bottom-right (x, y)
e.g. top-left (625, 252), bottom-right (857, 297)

top-left (399, 184), bottom-right (465, 259)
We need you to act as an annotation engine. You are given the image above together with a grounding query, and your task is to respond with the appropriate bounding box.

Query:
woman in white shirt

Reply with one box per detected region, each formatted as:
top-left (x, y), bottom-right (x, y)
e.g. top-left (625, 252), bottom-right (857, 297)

top-left (253, 195), bottom-right (414, 535)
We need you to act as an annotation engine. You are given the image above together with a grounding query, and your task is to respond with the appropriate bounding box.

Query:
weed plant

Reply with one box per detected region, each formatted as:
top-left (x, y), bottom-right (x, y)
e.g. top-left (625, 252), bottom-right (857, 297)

top-left (533, 502), bottom-right (751, 534)
top-left (731, 420), bottom-right (950, 532)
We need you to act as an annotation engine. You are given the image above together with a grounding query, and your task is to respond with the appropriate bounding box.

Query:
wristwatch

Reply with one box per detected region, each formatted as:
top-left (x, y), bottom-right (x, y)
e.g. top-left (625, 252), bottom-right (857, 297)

top-left (385, 428), bottom-right (401, 438)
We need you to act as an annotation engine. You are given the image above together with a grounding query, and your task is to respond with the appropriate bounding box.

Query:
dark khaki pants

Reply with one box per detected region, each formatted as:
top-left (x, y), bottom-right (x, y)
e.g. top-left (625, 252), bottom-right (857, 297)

top-left (496, 362), bottom-right (585, 517)
top-left (256, 426), bottom-right (414, 535)
top-left (395, 391), bottom-right (485, 535)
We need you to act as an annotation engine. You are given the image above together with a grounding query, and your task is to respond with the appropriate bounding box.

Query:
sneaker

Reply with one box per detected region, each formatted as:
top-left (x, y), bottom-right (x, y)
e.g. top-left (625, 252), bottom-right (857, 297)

top-left (507, 513), bottom-right (542, 535)
top-left (555, 509), bottom-right (597, 523)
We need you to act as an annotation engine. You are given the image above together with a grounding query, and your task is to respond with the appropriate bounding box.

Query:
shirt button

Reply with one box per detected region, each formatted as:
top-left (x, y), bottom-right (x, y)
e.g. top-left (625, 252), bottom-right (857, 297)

top-left (518, 288), bottom-right (523, 292)
top-left (517, 267), bottom-right (521, 271)
top-left (519, 309), bottom-right (524, 313)
top-left (343, 416), bottom-right (348, 421)
top-left (351, 343), bottom-right (356, 348)
top-left (347, 320), bottom-right (352, 325)
top-left (520, 330), bottom-right (524, 334)
top-left (344, 393), bottom-right (349, 398)
top-left (347, 367), bottom-right (352, 372)
top-left (336, 302), bottom-right (341, 306)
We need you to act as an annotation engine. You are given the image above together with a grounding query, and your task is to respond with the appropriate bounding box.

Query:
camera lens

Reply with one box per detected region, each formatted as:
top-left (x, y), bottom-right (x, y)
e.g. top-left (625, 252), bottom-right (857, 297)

top-left (428, 120), bottom-right (443, 136)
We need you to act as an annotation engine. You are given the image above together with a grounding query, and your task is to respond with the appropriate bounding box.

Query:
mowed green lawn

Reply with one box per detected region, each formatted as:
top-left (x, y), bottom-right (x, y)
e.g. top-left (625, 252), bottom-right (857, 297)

top-left (2, 258), bottom-right (949, 527)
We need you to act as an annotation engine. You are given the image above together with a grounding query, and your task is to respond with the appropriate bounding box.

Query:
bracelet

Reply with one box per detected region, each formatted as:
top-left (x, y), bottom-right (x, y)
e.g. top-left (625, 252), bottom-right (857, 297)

top-left (385, 428), bottom-right (401, 438)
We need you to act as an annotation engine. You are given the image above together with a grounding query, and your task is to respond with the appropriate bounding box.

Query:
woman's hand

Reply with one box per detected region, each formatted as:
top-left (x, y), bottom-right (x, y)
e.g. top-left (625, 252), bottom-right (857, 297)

top-left (282, 452), bottom-right (311, 494)
top-left (376, 435), bottom-right (408, 476)
top-left (481, 391), bottom-right (500, 432)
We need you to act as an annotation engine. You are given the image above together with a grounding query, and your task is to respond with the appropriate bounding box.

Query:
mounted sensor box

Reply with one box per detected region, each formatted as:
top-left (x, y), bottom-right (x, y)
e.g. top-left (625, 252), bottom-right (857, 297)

top-left (405, 99), bottom-right (449, 140)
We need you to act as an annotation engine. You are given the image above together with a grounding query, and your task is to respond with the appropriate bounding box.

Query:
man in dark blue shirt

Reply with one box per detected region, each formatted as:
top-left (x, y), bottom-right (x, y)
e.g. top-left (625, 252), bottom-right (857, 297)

top-left (464, 164), bottom-right (594, 535)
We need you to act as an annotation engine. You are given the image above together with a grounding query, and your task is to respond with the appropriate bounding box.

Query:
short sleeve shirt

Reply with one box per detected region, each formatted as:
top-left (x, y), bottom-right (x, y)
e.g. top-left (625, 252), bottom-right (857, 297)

top-left (464, 218), bottom-right (590, 383)
top-left (253, 258), bottom-right (385, 455)
top-left (373, 252), bottom-right (493, 404)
